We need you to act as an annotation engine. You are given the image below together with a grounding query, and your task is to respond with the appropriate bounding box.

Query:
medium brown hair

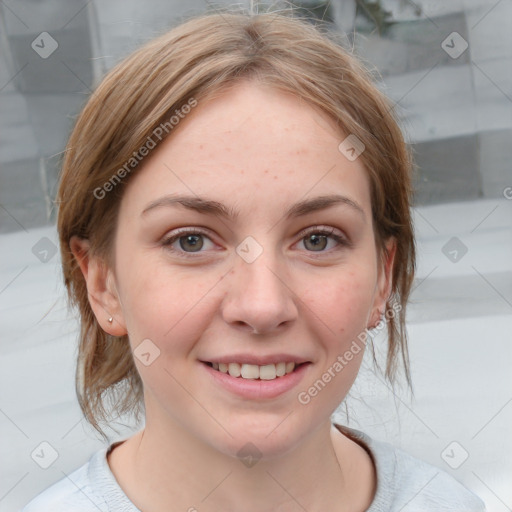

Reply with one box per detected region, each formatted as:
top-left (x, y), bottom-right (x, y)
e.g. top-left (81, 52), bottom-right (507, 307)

top-left (57, 8), bottom-right (416, 440)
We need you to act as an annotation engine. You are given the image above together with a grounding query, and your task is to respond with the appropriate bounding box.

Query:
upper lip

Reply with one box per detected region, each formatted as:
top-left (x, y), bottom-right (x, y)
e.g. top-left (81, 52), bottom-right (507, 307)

top-left (200, 354), bottom-right (311, 365)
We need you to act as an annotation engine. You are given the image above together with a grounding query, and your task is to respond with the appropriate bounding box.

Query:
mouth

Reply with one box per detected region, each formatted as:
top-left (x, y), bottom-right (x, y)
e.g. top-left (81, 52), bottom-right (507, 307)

top-left (200, 360), bottom-right (311, 399)
top-left (201, 361), bottom-right (309, 380)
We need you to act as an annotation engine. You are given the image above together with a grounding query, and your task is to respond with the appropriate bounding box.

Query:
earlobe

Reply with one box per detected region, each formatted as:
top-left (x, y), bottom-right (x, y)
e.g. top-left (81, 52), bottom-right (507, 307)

top-left (69, 236), bottom-right (127, 336)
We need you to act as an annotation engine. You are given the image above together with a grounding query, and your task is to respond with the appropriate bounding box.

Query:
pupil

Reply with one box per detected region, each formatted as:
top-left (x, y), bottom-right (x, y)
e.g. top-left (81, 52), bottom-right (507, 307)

top-left (180, 234), bottom-right (203, 252)
top-left (306, 234), bottom-right (326, 251)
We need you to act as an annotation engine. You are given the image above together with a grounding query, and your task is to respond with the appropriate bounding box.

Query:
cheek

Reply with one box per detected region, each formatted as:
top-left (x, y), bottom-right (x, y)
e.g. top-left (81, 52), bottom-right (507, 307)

top-left (304, 263), bottom-right (377, 337)
top-left (304, 266), bottom-right (377, 397)
top-left (294, 268), bottom-right (376, 415)
top-left (116, 251), bottom-right (221, 348)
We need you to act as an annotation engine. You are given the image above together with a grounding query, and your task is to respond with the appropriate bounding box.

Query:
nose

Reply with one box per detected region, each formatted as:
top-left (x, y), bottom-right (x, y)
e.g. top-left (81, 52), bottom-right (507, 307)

top-left (221, 249), bottom-right (298, 336)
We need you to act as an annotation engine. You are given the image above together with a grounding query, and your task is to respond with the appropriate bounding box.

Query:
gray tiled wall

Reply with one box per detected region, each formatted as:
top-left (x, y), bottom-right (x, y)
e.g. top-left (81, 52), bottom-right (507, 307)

top-left (1, 0), bottom-right (511, 233)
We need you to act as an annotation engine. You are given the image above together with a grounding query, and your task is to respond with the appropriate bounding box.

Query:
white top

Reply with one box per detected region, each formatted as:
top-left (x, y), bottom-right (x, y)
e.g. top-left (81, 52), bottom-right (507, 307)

top-left (20, 424), bottom-right (486, 511)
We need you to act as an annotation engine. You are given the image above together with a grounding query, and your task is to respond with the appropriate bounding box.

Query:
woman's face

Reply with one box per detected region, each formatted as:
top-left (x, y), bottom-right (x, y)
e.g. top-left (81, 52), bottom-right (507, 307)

top-left (104, 80), bottom-right (393, 458)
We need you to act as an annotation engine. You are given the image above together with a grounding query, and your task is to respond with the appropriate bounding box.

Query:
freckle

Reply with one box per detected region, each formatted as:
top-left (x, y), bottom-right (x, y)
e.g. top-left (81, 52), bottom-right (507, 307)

top-left (273, 175), bottom-right (278, 179)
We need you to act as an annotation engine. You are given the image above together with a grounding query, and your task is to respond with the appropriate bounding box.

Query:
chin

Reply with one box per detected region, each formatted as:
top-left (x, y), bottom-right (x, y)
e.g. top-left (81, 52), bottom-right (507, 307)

top-left (205, 418), bottom-right (307, 462)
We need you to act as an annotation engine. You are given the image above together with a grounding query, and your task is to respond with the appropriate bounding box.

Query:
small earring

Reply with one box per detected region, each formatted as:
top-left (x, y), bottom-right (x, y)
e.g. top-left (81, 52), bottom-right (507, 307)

top-left (108, 317), bottom-right (113, 323)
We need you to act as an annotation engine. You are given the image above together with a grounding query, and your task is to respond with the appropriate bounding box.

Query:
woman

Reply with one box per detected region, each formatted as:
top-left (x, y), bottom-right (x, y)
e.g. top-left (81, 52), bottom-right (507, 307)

top-left (22, 9), bottom-right (486, 511)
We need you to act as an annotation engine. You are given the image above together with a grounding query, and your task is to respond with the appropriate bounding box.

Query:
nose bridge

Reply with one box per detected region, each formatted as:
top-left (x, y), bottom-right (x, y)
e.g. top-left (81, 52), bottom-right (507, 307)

top-left (221, 236), bottom-right (298, 333)
top-left (240, 247), bottom-right (285, 298)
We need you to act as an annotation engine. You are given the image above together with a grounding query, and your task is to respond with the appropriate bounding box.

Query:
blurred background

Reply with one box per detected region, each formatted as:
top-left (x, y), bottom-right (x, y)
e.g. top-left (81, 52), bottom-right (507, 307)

top-left (1, 1), bottom-right (511, 511)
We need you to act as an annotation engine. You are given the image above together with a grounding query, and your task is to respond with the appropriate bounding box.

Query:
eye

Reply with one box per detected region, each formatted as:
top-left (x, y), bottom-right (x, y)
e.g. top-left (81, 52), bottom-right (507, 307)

top-left (297, 226), bottom-right (349, 253)
top-left (161, 228), bottom-right (216, 258)
top-left (161, 225), bottom-right (350, 259)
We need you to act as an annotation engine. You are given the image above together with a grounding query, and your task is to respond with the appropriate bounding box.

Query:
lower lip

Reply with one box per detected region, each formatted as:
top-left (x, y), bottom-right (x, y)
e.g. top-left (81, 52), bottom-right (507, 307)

top-left (201, 362), bottom-right (311, 400)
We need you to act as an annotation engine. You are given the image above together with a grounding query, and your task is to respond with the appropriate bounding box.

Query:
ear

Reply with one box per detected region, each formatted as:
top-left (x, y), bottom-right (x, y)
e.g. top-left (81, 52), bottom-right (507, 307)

top-left (368, 237), bottom-right (396, 329)
top-left (69, 236), bottom-right (127, 336)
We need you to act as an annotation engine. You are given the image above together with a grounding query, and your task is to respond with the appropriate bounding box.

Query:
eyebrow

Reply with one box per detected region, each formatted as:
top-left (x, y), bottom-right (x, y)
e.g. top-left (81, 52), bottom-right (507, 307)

top-left (141, 194), bottom-right (366, 221)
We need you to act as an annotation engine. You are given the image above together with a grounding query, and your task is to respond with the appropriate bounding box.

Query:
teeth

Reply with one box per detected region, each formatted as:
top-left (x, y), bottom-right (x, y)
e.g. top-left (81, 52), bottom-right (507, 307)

top-left (259, 364), bottom-right (276, 380)
top-left (241, 364), bottom-right (260, 379)
top-left (212, 362), bottom-right (298, 379)
top-left (228, 362), bottom-right (241, 377)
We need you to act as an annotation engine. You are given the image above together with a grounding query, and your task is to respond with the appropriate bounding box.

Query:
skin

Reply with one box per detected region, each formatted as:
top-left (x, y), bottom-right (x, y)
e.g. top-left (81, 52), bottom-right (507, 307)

top-left (71, 80), bottom-right (395, 512)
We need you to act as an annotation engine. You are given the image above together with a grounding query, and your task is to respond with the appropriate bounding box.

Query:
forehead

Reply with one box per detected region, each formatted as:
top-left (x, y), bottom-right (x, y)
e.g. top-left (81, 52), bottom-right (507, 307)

top-left (119, 80), bottom-right (372, 220)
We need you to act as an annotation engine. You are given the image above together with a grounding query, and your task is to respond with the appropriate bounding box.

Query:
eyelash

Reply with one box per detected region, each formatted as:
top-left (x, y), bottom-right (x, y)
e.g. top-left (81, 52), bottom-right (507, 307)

top-left (161, 226), bottom-right (350, 259)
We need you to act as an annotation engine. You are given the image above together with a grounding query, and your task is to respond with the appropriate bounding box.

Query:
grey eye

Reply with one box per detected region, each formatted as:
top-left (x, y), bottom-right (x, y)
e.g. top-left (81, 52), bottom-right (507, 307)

top-left (303, 233), bottom-right (329, 251)
top-left (178, 234), bottom-right (204, 252)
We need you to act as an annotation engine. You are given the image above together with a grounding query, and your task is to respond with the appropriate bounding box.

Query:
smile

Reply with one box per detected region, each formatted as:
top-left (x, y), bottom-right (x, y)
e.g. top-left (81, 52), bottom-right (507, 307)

top-left (204, 361), bottom-right (304, 380)
top-left (201, 360), bottom-right (311, 399)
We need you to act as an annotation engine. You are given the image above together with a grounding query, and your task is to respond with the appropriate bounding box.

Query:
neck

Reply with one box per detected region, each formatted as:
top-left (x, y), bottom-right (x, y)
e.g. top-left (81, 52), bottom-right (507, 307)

top-left (108, 415), bottom-right (375, 512)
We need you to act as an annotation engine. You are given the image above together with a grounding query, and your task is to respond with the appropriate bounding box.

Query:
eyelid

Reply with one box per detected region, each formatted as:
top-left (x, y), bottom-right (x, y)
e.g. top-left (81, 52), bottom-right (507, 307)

top-left (163, 226), bottom-right (214, 239)
top-left (296, 224), bottom-right (345, 239)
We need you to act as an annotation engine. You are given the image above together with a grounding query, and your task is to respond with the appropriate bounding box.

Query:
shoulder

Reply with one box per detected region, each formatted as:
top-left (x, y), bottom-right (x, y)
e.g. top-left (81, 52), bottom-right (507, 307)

top-left (335, 425), bottom-right (487, 512)
top-left (20, 448), bottom-right (110, 512)
top-left (377, 442), bottom-right (487, 511)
